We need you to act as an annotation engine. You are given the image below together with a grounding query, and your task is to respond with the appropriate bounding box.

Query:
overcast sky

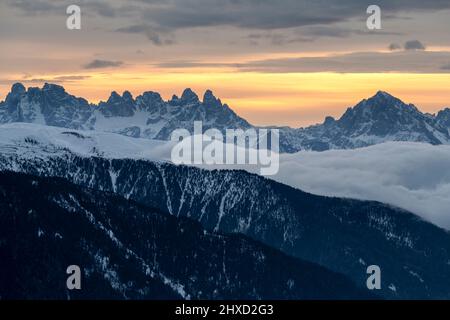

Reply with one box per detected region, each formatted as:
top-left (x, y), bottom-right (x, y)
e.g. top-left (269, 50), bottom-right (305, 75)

top-left (1, 0), bottom-right (450, 126)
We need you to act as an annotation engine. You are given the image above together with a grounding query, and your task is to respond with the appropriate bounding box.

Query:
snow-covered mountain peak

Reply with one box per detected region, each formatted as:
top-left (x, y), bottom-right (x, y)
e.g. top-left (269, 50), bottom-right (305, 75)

top-left (323, 116), bottom-right (336, 126)
top-left (136, 91), bottom-right (165, 111)
top-left (436, 108), bottom-right (450, 131)
top-left (10, 82), bottom-right (26, 95)
top-left (42, 82), bottom-right (66, 93)
top-left (180, 88), bottom-right (199, 104)
top-left (122, 90), bottom-right (133, 101)
top-left (203, 89), bottom-right (221, 107)
top-left (373, 90), bottom-right (395, 99)
top-left (357, 90), bottom-right (413, 111)
top-left (5, 83), bottom-right (26, 105)
top-left (99, 90), bottom-right (136, 117)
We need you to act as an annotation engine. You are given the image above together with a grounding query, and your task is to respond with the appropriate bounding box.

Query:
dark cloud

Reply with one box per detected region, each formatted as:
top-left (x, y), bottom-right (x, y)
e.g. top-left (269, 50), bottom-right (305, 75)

top-left (7, 0), bottom-right (63, 14)
top-left (8, 0), bottom-right (450, 32)
top-left (404, 40), bottom-right (426, 51)
top-left (116, 24), bottom-right (174, 46)
top-left (84, 1), bottom-right (117, 17)
top-left (389, 43), bottom-right (402, 51)
top-left (52, 75), bottom-right (91, 81)
top-left (246, 33), bottom-right (313, 46)
top-left (83, 60), bottom-right (124, 69)
top-left (441, 63), bottom-right (450, 70)
top-left (299, 26), bottom-right (402, 39)
top-left (389, 40), bottom-right (426, 52)
top-left (136, 0), bottom-right (450, 31)
top-left (245, 26), bottom-right (401, 46)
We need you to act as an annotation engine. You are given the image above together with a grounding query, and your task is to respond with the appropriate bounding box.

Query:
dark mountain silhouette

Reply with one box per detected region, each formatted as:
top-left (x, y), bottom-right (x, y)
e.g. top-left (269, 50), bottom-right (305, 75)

top-left (0, 171), bottom-right (373, 300)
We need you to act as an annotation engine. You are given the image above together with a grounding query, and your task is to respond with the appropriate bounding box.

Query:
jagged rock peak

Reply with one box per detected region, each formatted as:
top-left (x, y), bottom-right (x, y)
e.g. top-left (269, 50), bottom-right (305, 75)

top-left (122, 90), bottom-right (133, 101)
top-left (203, 89), bottom-right (221, 107)
top-left (180, 88), bottom-right (199, 103)
top-left (42, 83), bottom-right (66, 93)
top-left (372, 90), bottom-right (395, 99)
top-left (10, 83), bottom-right (26, 94)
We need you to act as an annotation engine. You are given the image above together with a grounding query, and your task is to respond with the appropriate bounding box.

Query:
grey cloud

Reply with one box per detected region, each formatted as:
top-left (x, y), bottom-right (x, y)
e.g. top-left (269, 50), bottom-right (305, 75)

top-left (389, 43), bottom-right (402, 51)
top-left (300, 26), bottom-right (401, 38)
top-left (52, 75), bottom-right (91, 81)
top-left (196, 140), bottom-right (450, 230)
top-left (83, 59), bottom-right (124, 69)
top-left (245, 26), bottom-right (402, 46)
top-left (84, 1), bottom-right (117, 17)
top-left (441, 63), bottom-right (450, 70)
top-left (8, 0), bottom-right (450, 31)
top-left (246, 33), bottom-right (313, 46)
top-left (404, 40), bottom-right (426, 51)
top-left (235, 51), bottom-right (450, 73)
top-left (270, 142), bottom-right (450, 230)
top-left (153, 60), bottom-right (241, 69)
top-left (389, 40), bottom-right (426, 52)
top-left (8, 0), bottom-right (63, 14)
top-left (116, 24), bottom-right (174, 46)
top-left (136, 0), bottom-right (450, 31)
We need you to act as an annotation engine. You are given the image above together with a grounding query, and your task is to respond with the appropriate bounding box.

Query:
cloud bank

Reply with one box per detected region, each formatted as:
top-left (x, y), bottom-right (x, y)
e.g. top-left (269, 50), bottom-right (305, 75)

top-left (236, 50), bottom-right (450, 73)
top-left (190, 141), bottom-right (450, 230)
top-left (271, 142), bottom-right (450, 230)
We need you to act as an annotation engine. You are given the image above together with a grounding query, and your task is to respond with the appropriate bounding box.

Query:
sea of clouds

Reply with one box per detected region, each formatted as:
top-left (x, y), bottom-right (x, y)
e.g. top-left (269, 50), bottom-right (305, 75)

top-left (271, 142), bottom-right (450, 230)
top-left (189, 139), bottom-right (450, 230)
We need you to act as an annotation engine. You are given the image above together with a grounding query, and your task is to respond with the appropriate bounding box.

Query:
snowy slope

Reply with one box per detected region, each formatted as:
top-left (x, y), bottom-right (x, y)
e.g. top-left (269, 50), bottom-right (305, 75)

top-left (0, 122), bottom-right (174, 162)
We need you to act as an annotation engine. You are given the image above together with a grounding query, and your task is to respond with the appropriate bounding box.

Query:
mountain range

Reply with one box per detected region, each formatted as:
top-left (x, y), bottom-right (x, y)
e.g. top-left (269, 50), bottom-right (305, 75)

top-left (1, 123), bottom-right (450, 299)
top-left (1, 83), bottom-right (450, 152)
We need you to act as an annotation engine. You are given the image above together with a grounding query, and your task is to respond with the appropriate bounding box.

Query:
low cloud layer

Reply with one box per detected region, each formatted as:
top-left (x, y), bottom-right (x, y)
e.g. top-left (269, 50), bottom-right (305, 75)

top-left (188, 140), bottom-right (450, 230)
top-left (271, 142), bottom-right (450, 230)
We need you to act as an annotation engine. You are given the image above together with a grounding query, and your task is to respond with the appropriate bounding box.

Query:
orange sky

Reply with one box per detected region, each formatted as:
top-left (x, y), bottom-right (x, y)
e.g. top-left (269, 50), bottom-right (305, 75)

top-left (2, 2), bottom-right (450, 127)
top-left (2, 70), bottom-right (449, 127)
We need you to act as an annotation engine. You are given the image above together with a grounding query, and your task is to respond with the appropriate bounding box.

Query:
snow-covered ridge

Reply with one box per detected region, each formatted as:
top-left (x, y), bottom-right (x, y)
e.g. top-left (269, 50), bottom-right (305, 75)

top-left (0, 122), bottom-right (174, 162)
